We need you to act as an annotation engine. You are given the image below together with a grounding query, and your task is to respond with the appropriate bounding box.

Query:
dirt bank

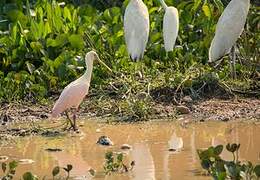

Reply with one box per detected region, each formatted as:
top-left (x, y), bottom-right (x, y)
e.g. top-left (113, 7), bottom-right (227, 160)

top-left (0, 97), bottom-right (259, 126)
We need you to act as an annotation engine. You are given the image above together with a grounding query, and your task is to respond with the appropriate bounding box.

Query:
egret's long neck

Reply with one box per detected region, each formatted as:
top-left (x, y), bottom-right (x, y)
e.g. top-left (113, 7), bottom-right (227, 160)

top-left (84, 59), bottom-right (94, 83)
top-left (159, 0), bottom-right (168, 9)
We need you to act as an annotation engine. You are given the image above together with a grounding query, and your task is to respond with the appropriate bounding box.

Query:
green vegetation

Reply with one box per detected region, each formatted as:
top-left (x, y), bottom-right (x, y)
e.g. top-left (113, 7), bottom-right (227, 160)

top-left (104, 151), bottom-right (134, 174)
top-left (198, 143), bottom-right (260, 180)
top-left (0, 0), bottom-right (259, 119)
top-left (0, 161), bottom-right (73, 179)
top-left (0, 152), bottom-right (133, 179)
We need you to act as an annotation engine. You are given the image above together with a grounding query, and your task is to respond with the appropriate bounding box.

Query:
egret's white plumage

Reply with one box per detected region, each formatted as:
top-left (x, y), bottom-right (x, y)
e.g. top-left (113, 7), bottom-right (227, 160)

top-left (209, 0), bottom-right (250, 62)
top-left (124, 0), bottom-right (149, 60)
top-left (159, 0), bottom-right (179, 52)
top-left (52, 51), bottom-right (111, 130)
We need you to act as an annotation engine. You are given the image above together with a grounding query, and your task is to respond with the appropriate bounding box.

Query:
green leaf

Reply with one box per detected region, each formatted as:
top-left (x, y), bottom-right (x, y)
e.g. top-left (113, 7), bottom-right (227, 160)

top-left (216, 172), bottom-right (226, 180)
top-left (202, 2), bottom-right (211, 18)
top-left (9, 161), bottom-right (18, 170)
top-left (254, 165), bottom-right (260, 177)
top-left (52, 166), bottom-right (60, 177)
top-left (214, 145), bottom-right (223, 155)
top-left (201, 159), bottom-right (211, 170)
top-left (7, 10), bottom-right (27, 23)
top-left (30, 42), bottom-right (43, 53)
top-left (44, 22), bottom-right (51, 37)
top-left (68, 34), bottom-right (84, 49)
top-left (23, 172), bottom-right (38, 180)
top-left (26, 62), bottom-right (35, 74)
top-left (117, 153), bottom-right (123, 162)
top-left (105, 152), bottom-right (113, 161)
top-left (47, 34), bottom-right (68, 47)
top-left (103, 9), bottom-right (111, 22)
top-left (192, 0), bottom-right (202, 12)
top-left (151, 32), bottom-right (161, 42)
top-left (64, 7), bottom-right (72, 21)
top-left (66, 164), bottom-right (73, 172)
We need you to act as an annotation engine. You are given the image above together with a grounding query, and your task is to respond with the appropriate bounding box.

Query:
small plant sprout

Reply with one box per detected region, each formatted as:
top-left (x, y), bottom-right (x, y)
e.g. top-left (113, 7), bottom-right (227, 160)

top-left (104, 151), bottom-right (134, 175)
top-left (63, 164), bottom-right (73, 179)
top-left (52, 166), bottom-right (60, 179)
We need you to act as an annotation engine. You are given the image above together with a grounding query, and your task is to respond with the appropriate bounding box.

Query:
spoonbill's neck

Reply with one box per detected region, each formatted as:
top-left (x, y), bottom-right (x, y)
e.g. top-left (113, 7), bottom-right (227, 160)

top-left (84, 59), bottom-right (94, 82)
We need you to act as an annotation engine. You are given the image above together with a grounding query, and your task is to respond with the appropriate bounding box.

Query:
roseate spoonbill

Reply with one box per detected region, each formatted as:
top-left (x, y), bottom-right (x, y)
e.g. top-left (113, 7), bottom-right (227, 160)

top-left (159, 0), bottom-right (179, 52)
top-left (51, 51), bottom-right (112, 131)
top-left (124, 0), bottom-right (150, 61)
top-left (209, 0), bottom-right (250, 78)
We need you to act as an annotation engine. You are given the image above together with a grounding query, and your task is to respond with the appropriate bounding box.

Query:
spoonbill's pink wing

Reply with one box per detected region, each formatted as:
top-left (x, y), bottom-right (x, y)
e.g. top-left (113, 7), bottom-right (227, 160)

top-left (52, 82), bottom-right (89, 117)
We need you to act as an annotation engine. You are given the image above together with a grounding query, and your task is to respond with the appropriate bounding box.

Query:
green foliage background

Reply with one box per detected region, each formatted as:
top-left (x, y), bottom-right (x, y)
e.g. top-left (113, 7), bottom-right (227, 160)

top-left (0, 0), bottom-right (259, 102)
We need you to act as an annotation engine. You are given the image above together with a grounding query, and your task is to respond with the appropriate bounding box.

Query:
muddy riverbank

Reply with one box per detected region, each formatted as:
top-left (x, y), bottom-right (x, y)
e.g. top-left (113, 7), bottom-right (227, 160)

top-left (0, 97), bottom-right (259, 126)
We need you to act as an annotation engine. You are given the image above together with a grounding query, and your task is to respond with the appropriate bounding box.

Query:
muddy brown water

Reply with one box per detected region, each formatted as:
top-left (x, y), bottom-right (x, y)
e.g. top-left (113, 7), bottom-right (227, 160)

top-left (0, 120), bottom-right (260, 179)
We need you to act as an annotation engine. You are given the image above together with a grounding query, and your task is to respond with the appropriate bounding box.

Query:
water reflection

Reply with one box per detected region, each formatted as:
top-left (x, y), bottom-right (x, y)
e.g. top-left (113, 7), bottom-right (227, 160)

top-left (130, 143), bottom-right (155, 180)
top-left (0, 121), bottom-right (259, 179)
top-left (168, 132), bottom-right (183, 151)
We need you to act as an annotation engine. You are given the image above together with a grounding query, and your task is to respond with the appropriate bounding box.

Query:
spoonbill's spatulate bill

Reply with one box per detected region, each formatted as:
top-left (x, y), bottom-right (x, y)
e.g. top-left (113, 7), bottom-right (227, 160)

top-left (124, 0), bottom-right (149, 61)
top-left (51, 51), bottom-right (112, 131)
top-left (159, 0), bottom-right (179, 52)
top-left (209, 0), bottom-right (250, 62)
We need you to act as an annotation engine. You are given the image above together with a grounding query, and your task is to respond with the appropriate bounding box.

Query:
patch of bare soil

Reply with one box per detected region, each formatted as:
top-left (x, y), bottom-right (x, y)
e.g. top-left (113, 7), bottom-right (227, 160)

top-left (0, 102), bottom-right (50, 126)
top-left (192, 98), bottom-right (260, 121)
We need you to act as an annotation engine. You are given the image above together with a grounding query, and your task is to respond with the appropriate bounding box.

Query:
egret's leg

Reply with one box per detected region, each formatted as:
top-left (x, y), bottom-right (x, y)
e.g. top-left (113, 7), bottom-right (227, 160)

top-left (230, 46), bottom-right (237, 79)
top-left (140, 62), bottom-right (144, 78)
top-left (72, 108), bottom-right (78, 131)
top-left (133, 62), bottom-right (139, 78)
top-left (65, 110), bottom-right (74, 130)
top-left (166, 52), bottom-right (169, 60)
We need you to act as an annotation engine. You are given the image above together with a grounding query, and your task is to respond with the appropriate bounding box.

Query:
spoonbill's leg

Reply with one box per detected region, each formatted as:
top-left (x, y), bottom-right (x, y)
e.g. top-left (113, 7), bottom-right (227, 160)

top-left (72, 108), bottom-right (79, 131)
top-left (229, 46), bottom-right (237, 79)
top-left (64, 110), bottom-right (74, 130)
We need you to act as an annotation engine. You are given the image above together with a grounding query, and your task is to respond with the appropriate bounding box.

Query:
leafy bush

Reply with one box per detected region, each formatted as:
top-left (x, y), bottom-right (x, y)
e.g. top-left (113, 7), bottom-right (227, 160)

top-left (0, 0), bottom-right (258, 102)
top-left (198, 143), bottom-right (260, 180)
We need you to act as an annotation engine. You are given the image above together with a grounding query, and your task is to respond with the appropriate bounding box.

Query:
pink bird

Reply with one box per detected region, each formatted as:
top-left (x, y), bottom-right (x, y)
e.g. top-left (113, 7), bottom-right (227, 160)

top-left (51, 51), bottom-right (112, 131)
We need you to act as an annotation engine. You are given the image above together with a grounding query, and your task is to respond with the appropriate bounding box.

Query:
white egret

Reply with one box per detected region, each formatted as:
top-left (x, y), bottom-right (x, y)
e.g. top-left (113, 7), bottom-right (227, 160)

top-left (51, 51), bottom-right (112, 131)
top-left (159, 0), bottom-right (179, 52)
top-left (209, 0), bottom-right (250, 77)
top-left (123, 0), bottom-right (150, 61)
